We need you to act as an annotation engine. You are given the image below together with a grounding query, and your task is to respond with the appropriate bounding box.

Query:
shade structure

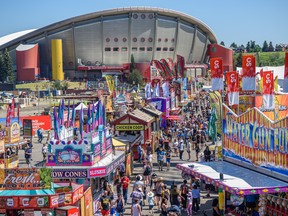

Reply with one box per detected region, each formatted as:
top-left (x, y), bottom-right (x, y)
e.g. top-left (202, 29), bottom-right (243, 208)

top-left (177, 161), bottom-right (288, 196)
top-left (166, 115), bottom-right (182, 121)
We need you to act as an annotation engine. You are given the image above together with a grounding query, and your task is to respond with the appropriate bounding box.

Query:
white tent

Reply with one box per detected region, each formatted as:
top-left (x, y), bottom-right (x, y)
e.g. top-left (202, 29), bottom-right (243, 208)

top-left (75, 103), bottom-right (87, 110)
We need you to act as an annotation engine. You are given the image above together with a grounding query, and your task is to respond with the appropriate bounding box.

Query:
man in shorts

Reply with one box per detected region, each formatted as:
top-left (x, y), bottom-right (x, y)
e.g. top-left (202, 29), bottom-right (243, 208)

top-left (100, 190), bottom-right (111, 216)
top-left (157, 147), bottom-right (165, 171)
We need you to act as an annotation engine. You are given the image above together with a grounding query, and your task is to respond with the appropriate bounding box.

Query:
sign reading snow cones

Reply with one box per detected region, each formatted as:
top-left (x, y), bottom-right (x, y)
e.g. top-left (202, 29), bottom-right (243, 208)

top-left (210, 58), bottom-right (223, 91)
top-left (242, 55), bottom-right (256, 91)
top-left (226, 71), bottom-right (239, 105)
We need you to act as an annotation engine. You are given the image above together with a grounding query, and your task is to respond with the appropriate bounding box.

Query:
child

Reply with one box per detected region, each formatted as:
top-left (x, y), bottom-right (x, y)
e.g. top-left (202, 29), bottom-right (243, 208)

top-left (143, 186), bottom-right (147, 206)
top-left (147, 191), bottom-right (155, 215)
top-left (187, 192), bottom-right (193, 216)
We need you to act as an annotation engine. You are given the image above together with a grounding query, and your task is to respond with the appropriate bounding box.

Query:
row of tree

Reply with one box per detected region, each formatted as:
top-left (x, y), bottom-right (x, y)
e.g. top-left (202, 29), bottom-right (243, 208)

top-left (220, 41), bottom-right (288, 53)
top-left (0, 49), bottom-right (15, 83)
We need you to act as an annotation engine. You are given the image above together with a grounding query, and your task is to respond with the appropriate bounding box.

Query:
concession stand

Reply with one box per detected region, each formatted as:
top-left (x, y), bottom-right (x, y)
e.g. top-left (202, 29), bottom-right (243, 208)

top-left (177, 162), bottom-right (288, 216)
top-left (112, 109), bottom-right (154, 159)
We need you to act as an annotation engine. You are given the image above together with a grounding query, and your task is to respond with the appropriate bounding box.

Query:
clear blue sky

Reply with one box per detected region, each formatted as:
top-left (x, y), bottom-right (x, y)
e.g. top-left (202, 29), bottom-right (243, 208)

top-left (1, 0), bottom-right (287, 47)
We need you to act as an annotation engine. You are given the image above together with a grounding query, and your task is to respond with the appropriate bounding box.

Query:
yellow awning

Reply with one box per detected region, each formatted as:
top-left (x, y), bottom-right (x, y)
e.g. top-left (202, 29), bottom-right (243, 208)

top-left (112, 138), bottom-right (126, 147)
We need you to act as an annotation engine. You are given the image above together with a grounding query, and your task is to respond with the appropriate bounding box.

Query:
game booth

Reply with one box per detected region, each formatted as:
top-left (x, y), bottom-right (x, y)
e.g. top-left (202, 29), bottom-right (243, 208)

top-left (112, 109), bottom-right (155, 160)
top-left (46, 99), bottom-right (126, 215)
top-left (0, 168), bottom-right (85, 216)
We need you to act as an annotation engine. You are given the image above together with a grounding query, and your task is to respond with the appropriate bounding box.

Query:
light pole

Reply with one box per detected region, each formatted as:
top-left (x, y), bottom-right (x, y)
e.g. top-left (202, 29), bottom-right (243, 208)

top-left (36, 85), bottom-right (40, 115)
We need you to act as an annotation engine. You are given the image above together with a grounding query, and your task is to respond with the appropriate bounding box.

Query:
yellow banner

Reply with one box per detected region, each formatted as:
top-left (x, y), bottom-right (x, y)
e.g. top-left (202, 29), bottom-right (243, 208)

top-left (115, 124), bottom-right (144, 131)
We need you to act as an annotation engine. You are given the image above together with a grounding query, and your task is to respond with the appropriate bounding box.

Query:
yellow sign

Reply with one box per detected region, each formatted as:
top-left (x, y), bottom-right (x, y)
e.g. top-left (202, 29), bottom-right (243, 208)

top-left (7, 122), bottom-right (20, 143)
top-left (115, 124), bottom-right (144, 131)
top-left (0, 140), bottom-right (4, 154)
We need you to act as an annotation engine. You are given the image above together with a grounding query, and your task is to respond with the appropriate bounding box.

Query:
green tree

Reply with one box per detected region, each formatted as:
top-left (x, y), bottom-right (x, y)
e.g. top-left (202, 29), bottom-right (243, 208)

top-left (246, 41), bottom-right (251, 52)
top-left (220, 41), bottom-right (225, 46)
top-left (130, 54), bottom-right (135, 73)
top-left (262, 40), bottom-right (268, 52)
top-left (128, 69), bottom-right (142, 86)
top-left (268, 41), bottom-right (274, 52)
top-left (254, 44), bottom-right (262, 52)
top-left (230, 42), bottom-right (238, 49)
top-left (51, 81), bottom-right (62, 90)
top-left (235, 52), bottom-right (243, 67)
top-left (3, 49), bottom-right (15, 83)
top-left (250, 41), bottom-right (256, 52)
top-left (0, 54), bottom-right (4, 82)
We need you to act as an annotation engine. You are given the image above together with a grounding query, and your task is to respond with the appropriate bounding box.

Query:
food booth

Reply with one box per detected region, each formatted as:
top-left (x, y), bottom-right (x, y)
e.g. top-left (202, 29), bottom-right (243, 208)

top-left (112, 109), bottom-right (154, 159)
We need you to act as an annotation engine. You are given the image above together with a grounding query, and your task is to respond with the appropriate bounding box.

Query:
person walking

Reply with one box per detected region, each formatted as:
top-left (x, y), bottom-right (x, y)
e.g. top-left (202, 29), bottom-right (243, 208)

top-left (161, 198), bottom-right (169, 216)
top-left (143, 162), bottom-right (152, 187)
top-left (204, 146), bottom-right (211, 162)
top-left (130, 186), bottom-right (144, 207)
top-left (195, 143), bottom-right (200, 161)
top-left (25, 145), bottom-right (32, 168)
top-left (100, 190), bottom-right (111, 216)
top-left (191, 184), bottom-right (200, 213)
top-left (42, 143), bottom-right (48, 161)
top-left (157, 147), bottom-right (165, 171)
top-left (138, 144), bottom-right (143, 163)
top-left (166, 146), bottom-right (172, 171)
top-left (121, 174), bottom-right (130, 204)
top-left (147, 191), bottom-right (155, 215)
top-left (178, 139), bottom-right (184, 160)
top-left (115, 194), bottom-right (125, 216)
top-left (187, 139), bottom-right (192, 161)
top-left (131, 199), bottom-right (142, 216)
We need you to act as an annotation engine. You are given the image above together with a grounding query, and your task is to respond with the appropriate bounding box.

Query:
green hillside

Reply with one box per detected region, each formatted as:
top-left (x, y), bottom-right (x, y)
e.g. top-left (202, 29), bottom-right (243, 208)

top-left (234, 51), bottom-right (285, 67)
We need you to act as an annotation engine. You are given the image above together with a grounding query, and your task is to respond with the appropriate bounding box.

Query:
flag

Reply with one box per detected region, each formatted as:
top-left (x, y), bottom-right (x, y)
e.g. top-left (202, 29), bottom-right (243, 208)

top-left (167, 58), bottom-right (176, 77)
top-left (6, 105), bottom-right (11, 127)
top-left (79, 104), bottom-right (84, 138)
top-left (53, 106), bottom-right (59, 139)
top-left (17, 106), bottom-right (20, 123)
top-left (91, 102), bottom-right (95, 131)
top-left (86, 105), bottom-right (91, 133)
top-left (162, 82), bottom-right (170, 98)
top-left (262, 71), bottom-right (274, 109)
top-left (176, 55), bottom-right (185, 78)
top-left (145, 83), bottom-right (152, 99)
top-left (274, 75), bottom-right (278, 92)
top-left (11, 98), bottom-right (15, 118)
top-left (160, 59), bottom-right (173, 79)
top-left (210, 58), bottom-right (223, 91)
top-left (71, 102), bottom-right (75, 127)
top-left (226, 71), bottom-right (239, 105)
top-left (67, 100), bottom-right (70, 125)
top-left (152, 60), bottom-right (166, 78)
top-left (208, 105), bottom-right (217, 142)
top-left (152, 83), bottom-right (160, 98)
top-left (284, 52), bottom-right (288, 92)
top-left (242, 55), bottom-right (256, 91)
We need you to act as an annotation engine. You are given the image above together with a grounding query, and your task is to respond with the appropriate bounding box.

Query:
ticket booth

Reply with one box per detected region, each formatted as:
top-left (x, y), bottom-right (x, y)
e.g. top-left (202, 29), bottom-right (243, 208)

top-left (112, 109), bottom-right (154, 160)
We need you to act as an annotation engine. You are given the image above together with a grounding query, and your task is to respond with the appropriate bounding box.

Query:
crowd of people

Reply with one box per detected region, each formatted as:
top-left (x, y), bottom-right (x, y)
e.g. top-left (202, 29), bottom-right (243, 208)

top-left (96, 92), bottom-right (221, 216)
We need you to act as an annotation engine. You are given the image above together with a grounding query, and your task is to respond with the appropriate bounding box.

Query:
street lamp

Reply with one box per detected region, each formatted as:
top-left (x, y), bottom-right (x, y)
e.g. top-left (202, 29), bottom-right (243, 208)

top-left (36, 85), bottom-right (40, 115)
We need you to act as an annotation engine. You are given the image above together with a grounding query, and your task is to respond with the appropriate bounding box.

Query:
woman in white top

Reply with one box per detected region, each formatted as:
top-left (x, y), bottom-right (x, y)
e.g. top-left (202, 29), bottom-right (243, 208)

top-left (131, 199), bottom-right (142, 216)
top-left (173, 139), bottom-right (178, 157)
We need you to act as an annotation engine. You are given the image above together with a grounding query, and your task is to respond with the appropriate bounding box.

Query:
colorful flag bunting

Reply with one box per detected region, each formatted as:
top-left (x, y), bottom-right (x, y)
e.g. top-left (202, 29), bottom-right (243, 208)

top-left (226, 71), bottom-right (239, 105)
top-left (262, 71), bottom-right (274, 109)
top-left (242, 55), bottom-right (256, 91)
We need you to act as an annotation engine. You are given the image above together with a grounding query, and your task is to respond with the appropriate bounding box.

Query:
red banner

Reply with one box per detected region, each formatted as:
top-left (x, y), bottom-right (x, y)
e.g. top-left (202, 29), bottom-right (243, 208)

top-left (262, 71), bottom-right (274, 95)
top-left (20, 115), bottom-right (51, 136)
top-left (160, 59), bottom-right (173, 79)
top-left (285, 52), bottom-right (288, 78)
top-left (226, 71), bottom-right (239, 93)
top-left (242, 55), bottom-right (256, 77)
top-left (210, 58), bottom-right (223, 78)
top-left (176, 55), bottom-right (185, 77)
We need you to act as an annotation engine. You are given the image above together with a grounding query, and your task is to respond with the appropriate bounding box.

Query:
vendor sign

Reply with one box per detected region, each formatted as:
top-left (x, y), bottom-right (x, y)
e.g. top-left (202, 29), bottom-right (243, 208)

top-left (222, 104), bottom-right (288, 176)
top-left (0, 168), bottom-right (52, 190)
top-left (115, 124), bottom-right (144, 131)
top-left (0, 140), bottom-right (4, 154)
top-left (51, 169), bottom-right (88, 179)
top-left (6, 122), bottom-right (20, 143)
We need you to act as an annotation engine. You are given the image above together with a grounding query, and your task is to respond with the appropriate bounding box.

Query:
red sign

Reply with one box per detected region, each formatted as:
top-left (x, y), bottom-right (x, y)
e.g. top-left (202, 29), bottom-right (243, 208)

top-left (226, 71), bottom-right (239, 93)
top-left (210, 58), bottom-right (223, 78)
top-left (262, 71), bottom-right (274, 94)
top-left (20, 115), bottom-right (51, 136)
top-left (89, 167), bottom-right (106, 177)
top-left (242, 55), bottom-right (256, 77)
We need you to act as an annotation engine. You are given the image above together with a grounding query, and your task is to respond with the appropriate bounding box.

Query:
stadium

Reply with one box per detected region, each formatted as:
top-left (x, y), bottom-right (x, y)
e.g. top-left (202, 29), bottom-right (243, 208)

top-left (0, 7), bottom-right (231, 81)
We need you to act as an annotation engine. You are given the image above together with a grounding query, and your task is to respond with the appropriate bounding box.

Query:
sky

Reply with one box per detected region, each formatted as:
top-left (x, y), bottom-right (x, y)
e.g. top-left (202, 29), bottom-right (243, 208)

top-left (0, 0), bottom-right (287, 47)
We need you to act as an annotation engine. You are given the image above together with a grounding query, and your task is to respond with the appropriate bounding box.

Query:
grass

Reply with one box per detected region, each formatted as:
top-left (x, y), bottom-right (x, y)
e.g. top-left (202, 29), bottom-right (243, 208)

top-left (15, 81), bottom-right (86, 91)
top-left (234, 51), bottom-right (286, 66)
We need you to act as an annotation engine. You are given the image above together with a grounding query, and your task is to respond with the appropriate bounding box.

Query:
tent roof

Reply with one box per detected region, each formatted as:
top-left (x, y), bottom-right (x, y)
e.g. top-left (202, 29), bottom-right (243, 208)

top-left (75, 103), bottom-right (87, 110)
top-left (177, 161), bottom-right (288, 195)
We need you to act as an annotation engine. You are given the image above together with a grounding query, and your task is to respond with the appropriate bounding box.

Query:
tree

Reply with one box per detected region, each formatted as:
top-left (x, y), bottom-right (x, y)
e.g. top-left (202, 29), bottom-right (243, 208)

top-left (0, 54), bottom-right (4, 82)
top-left (254, 44), bottom-right (262, 52)
top-left (230, 42), bottom-right (238, 49)
top-left (128, 69), bottom-right (142, 86)
top-left (3, 49), bottom-right (15, 83)
top-left (246, 41), bottom-right (251, 52)
top-left (130, 54), bottom-right (135, 73)
top-left (51, 81), bottom-right (62, 90)
top-left (268, 41), bottom-right (274, 52)
top-left (220, 41), bottom-right (225, 46)
top-left (262, 40), bottom-right (268, 52)
top-left (235, 52), bottom-right (243, 67)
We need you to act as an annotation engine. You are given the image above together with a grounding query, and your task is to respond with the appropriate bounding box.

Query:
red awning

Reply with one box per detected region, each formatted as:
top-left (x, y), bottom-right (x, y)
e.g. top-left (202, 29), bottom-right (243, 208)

top-left (166, 116), bottom-right (182, 121)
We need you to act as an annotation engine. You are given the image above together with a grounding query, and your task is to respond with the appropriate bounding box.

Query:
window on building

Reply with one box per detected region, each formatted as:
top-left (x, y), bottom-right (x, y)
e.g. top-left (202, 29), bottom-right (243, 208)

top-left (105, 47), bottom-right (111, 51)
top-left (132, 47), bottom-right (137, 52)
top-left (169, 47), bottom-right (175, 51)
top-left (121, 47), bottom-right (128, 52)
top-left (156, 47), bottom-right (161, 51)
top-left (113, 47), bottom-right (119, 51)
top-left (147, 47), bottom-right (153, 51)
top-left (139, 47), bottom-right (145, 51)
top-left (163, 47), bottom-right (168, 51)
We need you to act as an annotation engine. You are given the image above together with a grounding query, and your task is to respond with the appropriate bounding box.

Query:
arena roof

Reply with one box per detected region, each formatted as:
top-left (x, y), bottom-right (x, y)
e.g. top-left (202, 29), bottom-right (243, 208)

top-left (0, 7), bottom-right (217, 50)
